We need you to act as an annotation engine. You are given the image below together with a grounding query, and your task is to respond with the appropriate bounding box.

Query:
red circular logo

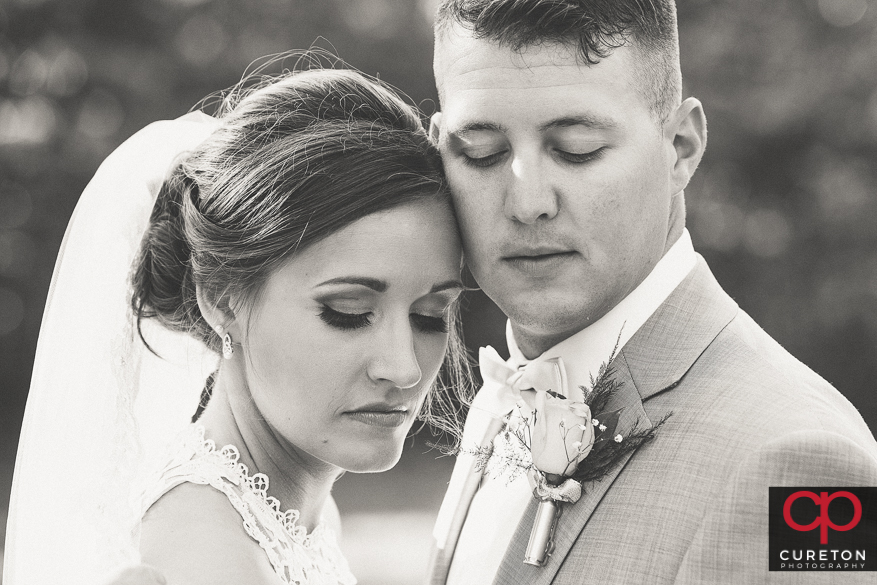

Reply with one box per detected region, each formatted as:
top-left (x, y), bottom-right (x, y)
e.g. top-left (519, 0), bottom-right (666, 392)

top-left (783, 490), bottom-right (862, 544)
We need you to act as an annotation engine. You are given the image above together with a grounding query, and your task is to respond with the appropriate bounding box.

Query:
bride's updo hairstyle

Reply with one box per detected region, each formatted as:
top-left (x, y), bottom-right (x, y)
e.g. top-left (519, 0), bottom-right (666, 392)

top-left (131, 66), bottom-right (471, 437)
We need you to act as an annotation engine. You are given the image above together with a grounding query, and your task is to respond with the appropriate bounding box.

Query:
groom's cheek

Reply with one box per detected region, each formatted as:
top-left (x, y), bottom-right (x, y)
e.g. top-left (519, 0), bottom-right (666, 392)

top-left (446, 175), bottom-right (486, 237)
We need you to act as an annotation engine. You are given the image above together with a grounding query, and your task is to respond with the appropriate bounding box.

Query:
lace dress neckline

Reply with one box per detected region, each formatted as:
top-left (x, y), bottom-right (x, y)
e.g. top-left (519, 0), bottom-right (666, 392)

top-left (143, 425), bottom-right (356, 585)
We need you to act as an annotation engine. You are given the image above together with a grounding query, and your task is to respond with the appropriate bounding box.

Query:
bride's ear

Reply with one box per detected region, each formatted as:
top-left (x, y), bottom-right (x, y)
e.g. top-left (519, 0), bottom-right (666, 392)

top-left (196, 286), bottom-right (237, 335)
top-left (428, 112), bottom-right (443, 145)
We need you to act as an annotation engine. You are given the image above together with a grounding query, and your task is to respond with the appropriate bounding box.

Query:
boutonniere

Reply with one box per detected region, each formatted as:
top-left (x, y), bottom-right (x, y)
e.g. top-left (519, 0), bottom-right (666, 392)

top-left (472, 347), bottom-right (667, 566)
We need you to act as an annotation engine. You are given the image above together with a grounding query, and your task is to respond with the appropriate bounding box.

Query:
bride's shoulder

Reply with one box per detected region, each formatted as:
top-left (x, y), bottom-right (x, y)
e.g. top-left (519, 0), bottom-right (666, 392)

top-left (140, 482), bottom-right (276, 585)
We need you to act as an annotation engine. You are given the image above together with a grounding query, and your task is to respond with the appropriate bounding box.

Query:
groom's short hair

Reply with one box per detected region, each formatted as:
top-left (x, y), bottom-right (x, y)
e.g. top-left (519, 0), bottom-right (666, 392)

top-left (434, 0), bottom-right (683, 121)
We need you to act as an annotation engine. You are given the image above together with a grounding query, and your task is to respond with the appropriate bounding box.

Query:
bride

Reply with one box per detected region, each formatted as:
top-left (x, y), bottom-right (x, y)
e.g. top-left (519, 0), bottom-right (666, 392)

top-left (3, 65), bottom-right (472, 585)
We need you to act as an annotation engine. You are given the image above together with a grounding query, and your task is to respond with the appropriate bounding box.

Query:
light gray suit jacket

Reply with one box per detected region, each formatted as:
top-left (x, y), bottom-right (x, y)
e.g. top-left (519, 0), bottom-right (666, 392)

top-left (430, 257), bottom-right (877, 584)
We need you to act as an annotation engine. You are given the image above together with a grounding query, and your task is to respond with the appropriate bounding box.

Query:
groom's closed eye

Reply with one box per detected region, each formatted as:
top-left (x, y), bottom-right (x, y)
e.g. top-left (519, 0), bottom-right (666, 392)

top-left (548, 126), bottom-right (611, 165)
top-left (449, 128), bottom-right (510, 169)
top-left (552, 146), bottom-right (607, 165)
top-left (462, 150), bottom-right (509, 168)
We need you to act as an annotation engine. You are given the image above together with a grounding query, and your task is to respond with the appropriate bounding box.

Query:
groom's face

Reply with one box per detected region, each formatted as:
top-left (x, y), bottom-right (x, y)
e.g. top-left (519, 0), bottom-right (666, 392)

top-left (433, 28), bottom-right (677, 348)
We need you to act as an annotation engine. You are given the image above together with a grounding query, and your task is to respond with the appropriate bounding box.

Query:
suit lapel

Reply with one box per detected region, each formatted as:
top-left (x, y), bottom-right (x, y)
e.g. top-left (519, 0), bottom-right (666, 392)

top-left (492, 257), bottom-right (739, 584)
top-left (621, 256), bottom-right (739, 400)
top-left (428, 414), bottom-right (506, 585)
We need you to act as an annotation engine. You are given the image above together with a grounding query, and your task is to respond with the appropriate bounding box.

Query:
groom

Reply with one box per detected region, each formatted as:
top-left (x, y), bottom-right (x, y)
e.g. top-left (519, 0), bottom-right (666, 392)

top-left (427, 1), bottom-right (877, 584)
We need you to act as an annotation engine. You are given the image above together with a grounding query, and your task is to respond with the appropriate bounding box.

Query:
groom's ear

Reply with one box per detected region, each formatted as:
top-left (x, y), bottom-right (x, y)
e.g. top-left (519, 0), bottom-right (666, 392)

top-left (665, 97), bottom-right (707, 195)
top-left (428, 112), bottom-right (443, 145)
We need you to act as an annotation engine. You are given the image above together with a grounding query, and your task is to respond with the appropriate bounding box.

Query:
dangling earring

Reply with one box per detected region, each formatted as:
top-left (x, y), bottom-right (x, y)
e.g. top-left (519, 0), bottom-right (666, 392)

top-left (216, 325), bottom-right (234, 360)
top-left (222, 332), bottom-right (234, 360)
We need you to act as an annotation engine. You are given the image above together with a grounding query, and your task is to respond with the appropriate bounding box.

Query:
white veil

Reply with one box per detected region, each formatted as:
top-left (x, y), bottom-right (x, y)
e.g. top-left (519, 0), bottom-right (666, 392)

top-left (4, 112), bottom-right (222, 585)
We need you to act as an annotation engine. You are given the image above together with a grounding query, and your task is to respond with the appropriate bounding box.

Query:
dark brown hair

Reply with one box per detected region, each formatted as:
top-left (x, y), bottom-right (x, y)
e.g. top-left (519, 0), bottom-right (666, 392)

top-left (434, 0), bottom-right (682, 120)
top-left (131, 66), bottom-right (472, 437)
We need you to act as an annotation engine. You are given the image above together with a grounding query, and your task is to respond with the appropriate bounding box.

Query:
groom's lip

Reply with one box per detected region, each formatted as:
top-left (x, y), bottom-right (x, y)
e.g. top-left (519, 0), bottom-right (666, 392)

top-left (503, 251), bottom-right (578, 276)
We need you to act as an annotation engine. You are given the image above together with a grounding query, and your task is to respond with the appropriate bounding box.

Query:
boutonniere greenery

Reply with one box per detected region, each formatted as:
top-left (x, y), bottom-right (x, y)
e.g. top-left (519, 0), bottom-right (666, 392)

top-left (469, 348), bottom-right (668, 566)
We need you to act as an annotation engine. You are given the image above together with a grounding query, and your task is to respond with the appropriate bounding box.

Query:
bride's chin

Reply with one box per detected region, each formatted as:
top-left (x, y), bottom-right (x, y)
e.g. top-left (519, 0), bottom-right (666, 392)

top-left (338, 442), bottom-right (405, 474)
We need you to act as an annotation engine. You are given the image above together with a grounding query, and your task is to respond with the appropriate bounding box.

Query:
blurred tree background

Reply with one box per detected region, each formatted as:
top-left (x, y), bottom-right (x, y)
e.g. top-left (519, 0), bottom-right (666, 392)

top-left (0, 0), bottom-right (875, 582)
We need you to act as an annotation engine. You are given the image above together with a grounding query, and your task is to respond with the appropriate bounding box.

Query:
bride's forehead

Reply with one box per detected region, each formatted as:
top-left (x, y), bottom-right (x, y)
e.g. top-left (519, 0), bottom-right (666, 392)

top-left (266, 202), bottom-right (461, 284)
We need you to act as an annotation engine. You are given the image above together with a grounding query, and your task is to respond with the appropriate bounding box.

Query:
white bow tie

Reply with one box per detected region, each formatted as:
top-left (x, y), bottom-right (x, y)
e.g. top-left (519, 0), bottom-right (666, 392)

top-left (431, 346), bottom-right (587, 553)
top-left (478, 346), bottom-right (585, 416)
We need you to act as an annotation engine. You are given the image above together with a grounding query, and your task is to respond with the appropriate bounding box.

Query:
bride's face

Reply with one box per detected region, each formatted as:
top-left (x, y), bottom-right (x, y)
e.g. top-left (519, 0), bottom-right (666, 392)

top-left (236, 198), bottom-right (463, 473)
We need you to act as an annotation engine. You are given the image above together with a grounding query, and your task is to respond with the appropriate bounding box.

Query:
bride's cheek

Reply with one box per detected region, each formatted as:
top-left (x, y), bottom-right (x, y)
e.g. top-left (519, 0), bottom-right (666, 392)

top-left (420, 333), bottom-right (450, 380)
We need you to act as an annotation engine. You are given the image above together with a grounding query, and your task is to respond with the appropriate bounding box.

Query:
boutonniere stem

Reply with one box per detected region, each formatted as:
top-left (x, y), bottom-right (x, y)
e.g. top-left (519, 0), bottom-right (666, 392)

top-left (525, 498), bottom-right (558, 566)
top-left (524, 475), bottom-right (583, 565)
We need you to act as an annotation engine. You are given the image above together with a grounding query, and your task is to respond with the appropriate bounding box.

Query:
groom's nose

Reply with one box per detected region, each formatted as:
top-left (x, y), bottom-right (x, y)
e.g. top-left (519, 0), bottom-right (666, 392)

top-left (504, 151), bottom-right (558, 224)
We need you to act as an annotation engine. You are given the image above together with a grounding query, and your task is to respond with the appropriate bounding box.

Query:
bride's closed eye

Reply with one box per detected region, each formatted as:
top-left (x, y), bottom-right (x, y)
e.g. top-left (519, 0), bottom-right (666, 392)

top-left (319, 306), bottom-right (448, 334)
top-left (319, 306), bottom-right (372, 330)
top-left (410, 313), bottom-right (448, 334)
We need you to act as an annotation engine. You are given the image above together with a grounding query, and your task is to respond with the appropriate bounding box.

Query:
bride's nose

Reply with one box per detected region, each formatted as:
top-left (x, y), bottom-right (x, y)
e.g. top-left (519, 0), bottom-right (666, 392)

top-left (366, 315), bottom-right (423, 389)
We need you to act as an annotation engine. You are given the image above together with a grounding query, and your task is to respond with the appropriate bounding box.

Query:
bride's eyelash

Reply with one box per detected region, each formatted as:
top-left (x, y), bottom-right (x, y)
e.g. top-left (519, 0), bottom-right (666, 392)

top-left (319, 306), bottom-right (371, 330)
top-left (320, 306), bottom-right (448, 334)
top-left (411, 314), bottom-right (448, 334)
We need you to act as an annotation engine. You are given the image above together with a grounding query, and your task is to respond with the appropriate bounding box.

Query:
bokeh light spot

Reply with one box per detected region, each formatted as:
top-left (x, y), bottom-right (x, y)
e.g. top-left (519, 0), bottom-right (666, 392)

top-left (9, 49), bottom-right (49, 96)
top-left (818, 0), bottom-right (869, 27)
top-left (0, 287), bottom-right (25, 336)
top-left (419, 0), bottom-right (441, 24)
top-left (0, 96), bottom-right (58, 145)
top-left (77, 89), bottom-right (125, 140)
top-left (46, 48), bottom-right (89, 97)
top-left (744, 208), bottom-right (792, 258)
top-left (0, 230), bottom-right (37, 278)
top-left (0, 182), bottom-right (33, 229)
top-left (691, 200), bottom-right (744, 252)
top-left (867, 89), bottom-right (877, 137)
top-left (808, 146), bottom-right (872, 225)
top-left (0, 51), bottom-right (9, 83)
top-left (162, 0), bottom-right (214, 5)
top-left (342, 0), bottom-right (399, 38)
top-left (815, 274), bottom-right (860, 327)
top-left (176, 14), bottom-right (228, 66)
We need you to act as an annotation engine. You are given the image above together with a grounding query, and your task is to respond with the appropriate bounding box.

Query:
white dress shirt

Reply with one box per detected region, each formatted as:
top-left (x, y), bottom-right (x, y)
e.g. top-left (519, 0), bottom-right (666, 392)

top-left (445, 230), bottom-right (697, 585)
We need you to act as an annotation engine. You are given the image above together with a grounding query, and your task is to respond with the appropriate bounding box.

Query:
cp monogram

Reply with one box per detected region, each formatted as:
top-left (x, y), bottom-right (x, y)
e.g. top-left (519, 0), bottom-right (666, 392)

top-left (783, 490), bottom-right (863, 544)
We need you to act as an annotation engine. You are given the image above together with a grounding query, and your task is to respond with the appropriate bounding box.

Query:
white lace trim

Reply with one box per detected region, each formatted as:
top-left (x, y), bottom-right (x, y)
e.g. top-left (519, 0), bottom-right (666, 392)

top-left (144, 425), bottom-right (357, 585)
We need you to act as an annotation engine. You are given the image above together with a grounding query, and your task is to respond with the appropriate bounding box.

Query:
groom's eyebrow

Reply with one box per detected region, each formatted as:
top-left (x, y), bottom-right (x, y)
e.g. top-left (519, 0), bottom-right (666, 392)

top-left (450, 116), bottom-right (615, 138)
top-left (539, 115), bottom-right (617, 132)
top-left (451, 121), bottom-right (510, 137)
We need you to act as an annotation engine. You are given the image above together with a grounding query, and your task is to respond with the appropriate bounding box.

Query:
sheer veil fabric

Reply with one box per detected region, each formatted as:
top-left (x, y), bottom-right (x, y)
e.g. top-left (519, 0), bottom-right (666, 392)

top-left (4, 112), bottom-right (221, 585)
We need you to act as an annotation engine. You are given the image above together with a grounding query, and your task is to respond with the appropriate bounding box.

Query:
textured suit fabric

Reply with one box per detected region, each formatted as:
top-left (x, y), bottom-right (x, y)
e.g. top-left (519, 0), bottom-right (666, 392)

top-left (436, 256), bottom-right (877, 585)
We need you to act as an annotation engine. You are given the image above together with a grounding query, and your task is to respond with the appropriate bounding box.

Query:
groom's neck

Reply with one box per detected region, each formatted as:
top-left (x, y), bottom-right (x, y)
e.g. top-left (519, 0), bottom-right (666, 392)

top-left (511, 321), bottom-right (592, 360)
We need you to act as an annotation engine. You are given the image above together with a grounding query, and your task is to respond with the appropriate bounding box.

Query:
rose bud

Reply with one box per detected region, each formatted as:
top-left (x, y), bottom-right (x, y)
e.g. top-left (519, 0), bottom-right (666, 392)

top-left (531, 391), bottom-right (595, 477)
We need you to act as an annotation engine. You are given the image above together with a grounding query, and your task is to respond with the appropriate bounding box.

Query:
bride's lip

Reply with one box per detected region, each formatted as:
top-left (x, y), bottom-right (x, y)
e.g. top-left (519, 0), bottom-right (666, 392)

top-left (344, 404), bottom-right (409, 428)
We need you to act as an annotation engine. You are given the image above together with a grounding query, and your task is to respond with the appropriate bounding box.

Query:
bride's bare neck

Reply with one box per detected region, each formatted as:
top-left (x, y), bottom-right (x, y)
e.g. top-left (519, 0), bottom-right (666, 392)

top-left (198, 365), bottom-right (342, 531)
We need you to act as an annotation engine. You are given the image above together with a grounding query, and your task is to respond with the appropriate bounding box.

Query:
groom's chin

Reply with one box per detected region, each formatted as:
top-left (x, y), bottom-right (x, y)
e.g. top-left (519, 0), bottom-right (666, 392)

top-left (492, 286), bottom-right (602, 337)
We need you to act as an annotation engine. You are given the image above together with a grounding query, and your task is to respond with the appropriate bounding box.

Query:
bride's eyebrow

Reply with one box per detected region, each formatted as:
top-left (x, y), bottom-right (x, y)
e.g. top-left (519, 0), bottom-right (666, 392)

top-left (430, 280), bottom-right (465, 294)
top-left (315, 277), bottom-right (388, 292)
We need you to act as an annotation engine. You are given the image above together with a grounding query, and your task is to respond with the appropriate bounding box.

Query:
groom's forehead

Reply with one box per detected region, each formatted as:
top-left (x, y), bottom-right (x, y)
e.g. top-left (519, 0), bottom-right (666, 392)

top-left (434, 31), bottom-right (641, 124)
top-left (433, 24), bottom-right (634, 104)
